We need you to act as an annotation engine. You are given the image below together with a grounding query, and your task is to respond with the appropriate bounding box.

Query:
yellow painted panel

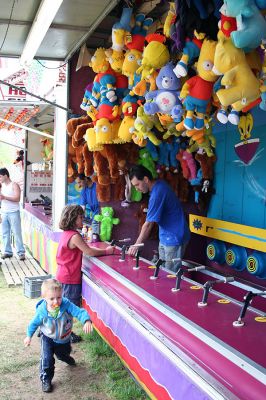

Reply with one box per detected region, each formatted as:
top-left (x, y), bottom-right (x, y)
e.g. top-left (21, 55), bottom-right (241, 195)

top-left (189, 214), bottom-right (266, 252)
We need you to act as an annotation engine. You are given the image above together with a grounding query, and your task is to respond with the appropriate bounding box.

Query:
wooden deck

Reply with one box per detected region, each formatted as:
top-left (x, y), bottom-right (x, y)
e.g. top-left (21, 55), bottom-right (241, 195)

top-left (0, 251), bottom-right (48, 287)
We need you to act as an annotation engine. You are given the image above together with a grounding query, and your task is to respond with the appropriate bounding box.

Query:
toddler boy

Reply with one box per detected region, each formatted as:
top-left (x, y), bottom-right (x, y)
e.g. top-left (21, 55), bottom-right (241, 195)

top-left (24, 278), bottom-right (92, 393)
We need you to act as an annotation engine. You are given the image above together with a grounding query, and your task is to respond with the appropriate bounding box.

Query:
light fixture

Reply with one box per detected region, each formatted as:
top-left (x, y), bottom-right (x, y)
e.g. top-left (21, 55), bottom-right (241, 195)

top-left (20, 0), bottom-right (63, 67)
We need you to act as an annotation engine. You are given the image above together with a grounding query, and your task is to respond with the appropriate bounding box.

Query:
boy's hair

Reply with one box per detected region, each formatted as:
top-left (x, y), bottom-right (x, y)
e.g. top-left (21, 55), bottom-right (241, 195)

top-left (0, 168), bottom-right (10, 177)
top-left (77, 173), bottom-right (85, 180)
top-left (129, 165), bottom-right (153, 181)
top-left (41, 279), bottom-right (62, 296)
top-left (59, 204), bottom-right (84, 230)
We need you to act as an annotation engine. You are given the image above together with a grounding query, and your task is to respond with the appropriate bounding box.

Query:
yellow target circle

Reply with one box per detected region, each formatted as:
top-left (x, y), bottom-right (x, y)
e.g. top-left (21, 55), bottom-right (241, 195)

top-left (190, 285), bottom-right (201, 290)
top-left (167, 274), bottom-right (176, 278)
top-left (255, 317), bottom-right (266, 323)
top-left (148, 265), bottom-right (156, 269)
top-left (247, 257), bottom-right (257, 273)
top-left (218, 299), bottom-right (231, 304)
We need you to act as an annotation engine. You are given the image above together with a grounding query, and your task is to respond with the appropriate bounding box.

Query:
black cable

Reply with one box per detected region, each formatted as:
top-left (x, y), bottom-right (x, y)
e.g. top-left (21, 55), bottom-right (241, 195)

top-left (0, 0), bottom-right (16, 51)
top-left (36, 59), bottom-right (68, 69)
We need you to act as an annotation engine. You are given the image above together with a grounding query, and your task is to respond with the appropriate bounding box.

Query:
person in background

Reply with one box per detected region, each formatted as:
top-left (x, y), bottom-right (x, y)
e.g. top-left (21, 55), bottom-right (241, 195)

top-left (0, 168), bottom-right (25, 261)
top-left (128, 165), bottom-right (190, 273)
top-left (56, 205), bottom-right (114, 343)
top-left (24, 279), bottom-right (93, 393)
top-left (76, 174), bottom-right (99, 221)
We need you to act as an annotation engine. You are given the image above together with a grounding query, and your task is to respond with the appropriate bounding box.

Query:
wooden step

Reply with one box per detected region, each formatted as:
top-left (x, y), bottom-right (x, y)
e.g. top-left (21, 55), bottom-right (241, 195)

top-left (0, 250), bottom-right (48, 287)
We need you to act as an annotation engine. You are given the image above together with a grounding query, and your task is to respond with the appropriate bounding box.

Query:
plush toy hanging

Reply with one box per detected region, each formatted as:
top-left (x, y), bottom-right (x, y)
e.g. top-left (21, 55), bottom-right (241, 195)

top-left (213, 31), bottom-right (261, 112)
top-left (223, 0), bottom-right (266, 52)
top-left (144, 62), bottom-right (183, 122)
top-left (179, 38), bottom-right (218, 130)
top-left (94, 207), bottom-right (120, 241)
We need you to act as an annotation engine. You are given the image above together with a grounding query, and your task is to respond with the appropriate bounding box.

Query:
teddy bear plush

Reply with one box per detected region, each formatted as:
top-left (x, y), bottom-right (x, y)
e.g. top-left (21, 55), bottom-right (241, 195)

top-left (66, 116), bottom-right (91, 177)
top-left (94, 207), bottom-right (120, 241)
top-left (213, 31), bottom-right (261, 112)
top-left (144, 62), bottom-right (183, 122)
top-left (195, 151), bottom-right (216, 180)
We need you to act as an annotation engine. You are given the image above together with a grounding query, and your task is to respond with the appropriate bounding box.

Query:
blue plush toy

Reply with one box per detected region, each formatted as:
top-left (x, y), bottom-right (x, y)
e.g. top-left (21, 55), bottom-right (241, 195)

top-left (144, 62), bottom-right (183, 122)
top-left (145, 139), bottom-right (159, 161)
top-left (224, 0), bottom-right (266, 51)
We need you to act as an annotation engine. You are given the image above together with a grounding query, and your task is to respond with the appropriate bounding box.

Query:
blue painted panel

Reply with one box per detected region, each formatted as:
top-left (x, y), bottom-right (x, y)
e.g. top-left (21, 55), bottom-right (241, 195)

top-left (208, 106), bottom-right (266, 230)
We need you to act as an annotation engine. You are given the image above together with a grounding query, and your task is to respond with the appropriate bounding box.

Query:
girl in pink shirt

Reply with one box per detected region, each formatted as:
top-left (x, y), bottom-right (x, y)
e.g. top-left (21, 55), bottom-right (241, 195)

top-left (56, 205), bottom-right (114, 342)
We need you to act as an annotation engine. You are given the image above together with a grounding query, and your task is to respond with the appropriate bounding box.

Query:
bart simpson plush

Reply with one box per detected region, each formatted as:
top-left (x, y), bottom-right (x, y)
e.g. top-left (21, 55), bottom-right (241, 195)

top-left (180, 39), bottom-right (218, 131)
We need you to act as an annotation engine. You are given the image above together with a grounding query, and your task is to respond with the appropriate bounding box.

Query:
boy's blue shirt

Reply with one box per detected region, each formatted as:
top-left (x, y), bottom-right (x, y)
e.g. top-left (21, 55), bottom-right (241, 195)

top-left (27, 297), bottom-right (90, 344)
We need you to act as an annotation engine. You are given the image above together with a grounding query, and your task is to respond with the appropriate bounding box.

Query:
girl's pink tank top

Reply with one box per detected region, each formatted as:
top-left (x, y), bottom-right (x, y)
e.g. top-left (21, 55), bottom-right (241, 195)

top-left (56, 230), bottom-right (83, 284)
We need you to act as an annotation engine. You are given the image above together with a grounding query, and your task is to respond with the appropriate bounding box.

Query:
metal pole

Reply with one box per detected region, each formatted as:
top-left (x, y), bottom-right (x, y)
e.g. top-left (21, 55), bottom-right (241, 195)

top-left (0, 79), bottom-right (72, 113)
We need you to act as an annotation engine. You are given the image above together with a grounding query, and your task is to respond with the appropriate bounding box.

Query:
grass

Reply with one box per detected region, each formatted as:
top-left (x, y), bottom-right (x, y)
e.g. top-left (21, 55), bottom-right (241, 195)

top-left (76, 324), bottom-right (149, 400)
top-left (0, 268), bottom-right (149, 400)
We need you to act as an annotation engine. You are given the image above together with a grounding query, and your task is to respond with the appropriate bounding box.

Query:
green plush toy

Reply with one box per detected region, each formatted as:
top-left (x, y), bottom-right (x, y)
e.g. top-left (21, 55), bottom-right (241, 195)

top-left (94, 207), bottom-right (120, 241)
top-left (138, 148), bottom-right (158, 178)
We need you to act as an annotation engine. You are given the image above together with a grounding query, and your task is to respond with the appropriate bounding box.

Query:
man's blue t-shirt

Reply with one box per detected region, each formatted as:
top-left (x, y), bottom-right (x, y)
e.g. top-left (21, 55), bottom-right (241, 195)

top-left (146, 180), bottom-right (190, 246)
top-left (80, 183), bottom-right (99, 219)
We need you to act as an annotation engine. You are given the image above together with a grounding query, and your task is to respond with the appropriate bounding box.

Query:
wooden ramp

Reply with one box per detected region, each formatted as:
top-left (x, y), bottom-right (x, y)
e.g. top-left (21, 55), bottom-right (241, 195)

top-left (1, 250), bottom-right (48, 287)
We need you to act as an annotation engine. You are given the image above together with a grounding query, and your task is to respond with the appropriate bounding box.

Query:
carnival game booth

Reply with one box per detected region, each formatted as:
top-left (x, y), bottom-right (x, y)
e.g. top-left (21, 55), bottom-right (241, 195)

top-left (81, 242), bottom-right (266, 400)
top-left (65, 1), bottom-right (266, 398)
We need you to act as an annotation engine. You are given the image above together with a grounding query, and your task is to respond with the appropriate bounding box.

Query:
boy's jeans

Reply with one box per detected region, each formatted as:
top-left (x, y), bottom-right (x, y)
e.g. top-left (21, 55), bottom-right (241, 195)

top-left (158, 242), bottom-right (188, 273)
top-left (40, 334), bottom-right (71, 383)
top-left (1, 211), bottom-right (25, 256)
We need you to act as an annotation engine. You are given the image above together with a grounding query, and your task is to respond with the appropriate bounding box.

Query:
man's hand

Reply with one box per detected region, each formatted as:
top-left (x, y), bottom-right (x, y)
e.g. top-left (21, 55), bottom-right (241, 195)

top-left (0, 194), bottom-right (5, 201)
top-left (24, 337), bottom-right (31, 347)
top-left (127, 245), bottom-right (138, 257)
top-left (83, 320), bottom-right (93, 334)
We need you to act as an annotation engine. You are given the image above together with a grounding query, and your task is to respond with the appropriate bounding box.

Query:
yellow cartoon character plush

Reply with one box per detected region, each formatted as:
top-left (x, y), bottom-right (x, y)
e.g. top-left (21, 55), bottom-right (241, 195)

top-left (180, 39), bottom-right (218, 131)
top-left (105, 48), bottom-right (125, 74)
top-left (122, 48), bottom-right (142, 87)
top-left (95, 118), bottom-right (121, 145)
top-left (132, 105), bottom-right (163, 146)
top-left (133, 33), bottom-right (170, 96)
top-left (213, 32), bottom-right (261, 112)
top-left (117, 115), bottom-right (135, 143)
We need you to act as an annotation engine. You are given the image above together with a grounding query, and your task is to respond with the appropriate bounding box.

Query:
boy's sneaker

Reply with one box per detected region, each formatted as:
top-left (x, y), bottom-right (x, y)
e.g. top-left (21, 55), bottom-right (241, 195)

top-left (71, 332), bottom-right (82, 343)
top-left (42, 381), bottom-right (53, 392)
top-left (58, 355), bottom-right (76, 366)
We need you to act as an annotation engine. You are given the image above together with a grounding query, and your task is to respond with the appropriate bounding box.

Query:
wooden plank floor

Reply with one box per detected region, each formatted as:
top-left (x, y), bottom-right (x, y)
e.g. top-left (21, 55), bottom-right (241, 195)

top-left (0, 250), bottom-right (49, 287)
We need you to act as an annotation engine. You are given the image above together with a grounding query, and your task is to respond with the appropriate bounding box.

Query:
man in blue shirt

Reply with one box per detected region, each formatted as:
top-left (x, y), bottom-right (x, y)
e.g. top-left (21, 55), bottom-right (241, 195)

top-left (76, 174), bottom-right (99, 221)
top-left (128, 165), bottom-right (190, 272)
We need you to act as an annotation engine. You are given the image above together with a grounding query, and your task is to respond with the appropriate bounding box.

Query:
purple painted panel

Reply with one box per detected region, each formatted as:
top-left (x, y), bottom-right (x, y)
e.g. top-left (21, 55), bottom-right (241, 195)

top-left (82, 280), bottom-right (211, 400)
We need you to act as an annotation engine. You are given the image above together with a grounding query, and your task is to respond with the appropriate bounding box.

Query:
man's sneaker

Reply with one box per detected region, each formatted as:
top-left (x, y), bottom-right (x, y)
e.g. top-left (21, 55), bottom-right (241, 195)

top-left (58, 354), bottom-right (76, 366)
top-left (19, 254), bottom-right (25, 261)
top-left (1, 253), bottom-right (13, 259)
top-left (71, 332), bottom-right (82, 343)
top-left (42, 381), bottom-right (53, 392)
